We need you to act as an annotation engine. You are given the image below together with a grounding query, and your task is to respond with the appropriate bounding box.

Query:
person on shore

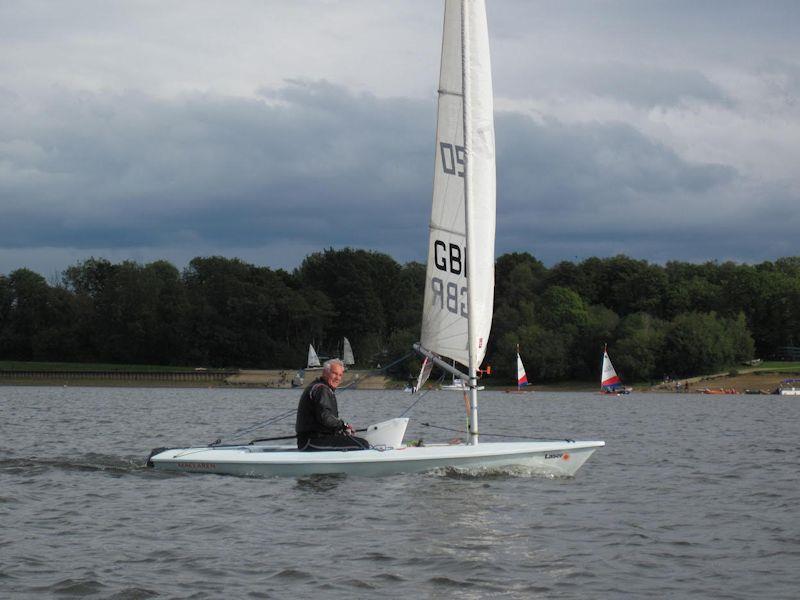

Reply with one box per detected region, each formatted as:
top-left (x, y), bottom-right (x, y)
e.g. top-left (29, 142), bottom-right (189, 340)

top-left (295, 358), bottom-right (370, 451)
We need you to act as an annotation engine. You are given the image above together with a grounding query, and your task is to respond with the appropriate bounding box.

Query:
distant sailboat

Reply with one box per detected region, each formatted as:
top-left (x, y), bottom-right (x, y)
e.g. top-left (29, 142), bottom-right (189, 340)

top-left (504, 345), bottom-right (530, 393)
top-left (517, 346), bottom-right (530, 391)
top-left (601, 345), bottom-right (632, 394)
top-left (342, 337), bottom-right (355, 367)
top-left (306, 344), bottom-right (322, 370)
top-left (441, 360), bottom-right (484, 391)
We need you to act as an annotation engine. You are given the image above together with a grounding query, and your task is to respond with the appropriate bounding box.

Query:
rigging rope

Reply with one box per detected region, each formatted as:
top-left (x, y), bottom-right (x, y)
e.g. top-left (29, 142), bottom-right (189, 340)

top-left (211, 351), bottom-right (416, 445)
top-left (211, 351), bottom-right (550, 446)
top-left (397, 371), bottom-right (446, 417)
top-left (336, 351), bottom-right (414, 391)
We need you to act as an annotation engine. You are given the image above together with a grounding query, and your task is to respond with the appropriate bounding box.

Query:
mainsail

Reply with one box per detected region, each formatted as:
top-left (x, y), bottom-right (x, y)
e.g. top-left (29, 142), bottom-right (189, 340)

top-left (307, 344), bottom-right (321, 369)
top-left (342, 337), bottom-right (355, 366)
top-left (420, 0), bottom-right (496, 370)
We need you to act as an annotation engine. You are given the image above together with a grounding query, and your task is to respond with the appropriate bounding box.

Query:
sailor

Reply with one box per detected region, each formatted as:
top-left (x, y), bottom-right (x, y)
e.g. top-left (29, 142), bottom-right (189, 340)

top-left (295, 358), bottom-right (370, 451)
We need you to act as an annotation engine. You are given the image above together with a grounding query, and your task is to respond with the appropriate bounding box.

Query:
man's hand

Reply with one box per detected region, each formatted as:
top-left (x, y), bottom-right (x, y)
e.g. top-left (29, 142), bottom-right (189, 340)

top-left (344, 423), bottom-right (355, 435)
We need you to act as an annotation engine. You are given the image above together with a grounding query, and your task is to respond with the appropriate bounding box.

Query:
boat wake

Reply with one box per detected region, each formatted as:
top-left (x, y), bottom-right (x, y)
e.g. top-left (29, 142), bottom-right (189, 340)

top-left (432, 464), bottom-right (572, 480)
top-left (0, 454), bottom-right (149, 476)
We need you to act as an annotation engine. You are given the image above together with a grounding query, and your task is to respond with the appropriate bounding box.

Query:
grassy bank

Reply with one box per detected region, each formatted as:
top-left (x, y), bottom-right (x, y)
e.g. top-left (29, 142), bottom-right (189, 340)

top-left (0, 361), bottom-right (231, 372)
top-left (3, 361), bottom-right (800, 392)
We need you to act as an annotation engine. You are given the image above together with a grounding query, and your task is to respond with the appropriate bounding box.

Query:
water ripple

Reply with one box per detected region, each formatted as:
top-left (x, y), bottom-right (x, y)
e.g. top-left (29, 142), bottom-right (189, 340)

top-left (1, 387), bottom-right (798, 599)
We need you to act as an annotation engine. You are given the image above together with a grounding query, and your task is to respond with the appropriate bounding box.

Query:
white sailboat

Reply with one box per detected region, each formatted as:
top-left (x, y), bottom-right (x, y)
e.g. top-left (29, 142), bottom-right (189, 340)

top-left (441, 360), bottom-right (484, 391)
top-left (306, 344), bottom-right (322, 370)
top-left (504, 346), bottom-right (531, 393)
top-left (342, 337), bottom-right (355, 367)
top-left (441, 378), bottom-right (484, 391)
top-left (148, 0), bottom-right (603, 477)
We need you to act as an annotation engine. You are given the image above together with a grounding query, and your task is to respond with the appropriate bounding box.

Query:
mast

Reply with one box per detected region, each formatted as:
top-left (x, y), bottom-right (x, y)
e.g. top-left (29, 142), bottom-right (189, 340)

top-left (418, 0), bottom-right (494, 442)
top-left (461, 0), bottom-right (479, 444)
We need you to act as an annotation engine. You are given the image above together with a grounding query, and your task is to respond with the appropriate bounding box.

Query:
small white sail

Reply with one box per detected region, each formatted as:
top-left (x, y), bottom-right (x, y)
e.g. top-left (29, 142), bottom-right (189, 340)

top-left (420, 0), bottom-right (496, 369)
top-left (342, 337), bottom-right (355, 366)
top-left (307, 344), bottom-right (321, 369)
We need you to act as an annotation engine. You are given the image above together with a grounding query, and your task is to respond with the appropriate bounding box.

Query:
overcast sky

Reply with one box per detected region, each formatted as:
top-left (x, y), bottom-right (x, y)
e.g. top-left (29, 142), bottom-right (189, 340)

top-left (1, 0), bottom-right (798, 279)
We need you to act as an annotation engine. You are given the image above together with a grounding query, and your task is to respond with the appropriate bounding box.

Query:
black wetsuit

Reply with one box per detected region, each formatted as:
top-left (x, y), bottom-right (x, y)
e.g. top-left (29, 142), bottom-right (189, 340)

top-left (295, 378), bottom-right (369, 451)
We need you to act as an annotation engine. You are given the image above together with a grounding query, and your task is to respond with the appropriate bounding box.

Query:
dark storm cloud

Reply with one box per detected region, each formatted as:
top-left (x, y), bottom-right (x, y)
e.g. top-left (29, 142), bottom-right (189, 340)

top-left (0, 81), bottom-right (433, 261)
top-left (492, 111), bottom-right (773, 264)
top-left (1, 1), bottom-right (798, 277)
top-left (6, 76), bottom-right (790, 275)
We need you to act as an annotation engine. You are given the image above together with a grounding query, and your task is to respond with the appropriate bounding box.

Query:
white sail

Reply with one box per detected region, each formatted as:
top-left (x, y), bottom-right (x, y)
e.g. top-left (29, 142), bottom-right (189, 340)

top-left (307, 344), bottom-right (321, 369)
top-left (342, 337), bottom-right (355, 366)
top-left (420, 0), bottom-right (496, 369)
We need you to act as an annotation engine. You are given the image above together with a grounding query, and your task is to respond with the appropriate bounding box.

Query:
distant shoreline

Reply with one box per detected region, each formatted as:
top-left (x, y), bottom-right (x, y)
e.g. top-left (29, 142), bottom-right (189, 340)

top-left (0, 368), bottom-right (795, 394)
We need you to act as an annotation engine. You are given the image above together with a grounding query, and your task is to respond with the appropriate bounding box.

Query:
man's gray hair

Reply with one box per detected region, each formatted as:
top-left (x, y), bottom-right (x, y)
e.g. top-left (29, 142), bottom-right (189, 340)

top-left (323, 358), bottom-right (345, 374)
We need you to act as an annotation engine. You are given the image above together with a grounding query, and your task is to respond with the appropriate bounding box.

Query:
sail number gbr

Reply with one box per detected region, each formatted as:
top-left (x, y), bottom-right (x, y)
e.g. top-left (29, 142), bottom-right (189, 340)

top-left (431, 241), bottom-right (467, 318)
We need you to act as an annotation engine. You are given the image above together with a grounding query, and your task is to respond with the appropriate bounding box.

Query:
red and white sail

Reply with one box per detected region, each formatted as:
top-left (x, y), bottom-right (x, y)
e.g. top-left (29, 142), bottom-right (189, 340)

top-left (601, 346), bottom-right (622, 389)
top-left (517, 348), bottom-right (529, 390)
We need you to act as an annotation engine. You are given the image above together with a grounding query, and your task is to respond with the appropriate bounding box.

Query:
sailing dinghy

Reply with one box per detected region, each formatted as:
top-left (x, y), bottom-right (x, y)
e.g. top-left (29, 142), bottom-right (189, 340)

top-left (517, 350), bottom-right (529, 390)
top-left (503, 345), bottom-right (531, 393)
top-left (342, 337), bottom-right (355, 367)
top-left (601, 345), bottom-right (632, 394)
top-left (148, 0), bottom-right (604, 478)
top-left (306, 344), bottom-right (322, 370)
top-left (441, 360), bottom-right (484, 391)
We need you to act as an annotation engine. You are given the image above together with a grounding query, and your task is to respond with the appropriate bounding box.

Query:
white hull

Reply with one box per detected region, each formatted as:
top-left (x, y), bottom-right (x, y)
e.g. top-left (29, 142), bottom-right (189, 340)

top-left (779, 387), bottom-right (800, 395)
top-left (149, 440), bottom-right (604, 478)
top-left (441, 383), bottom-right (485, 391)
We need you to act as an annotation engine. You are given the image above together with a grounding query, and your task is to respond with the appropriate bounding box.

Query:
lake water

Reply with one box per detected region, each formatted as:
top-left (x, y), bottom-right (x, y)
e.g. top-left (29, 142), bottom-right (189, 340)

top-left (1, 386), bottom-right (798, 599)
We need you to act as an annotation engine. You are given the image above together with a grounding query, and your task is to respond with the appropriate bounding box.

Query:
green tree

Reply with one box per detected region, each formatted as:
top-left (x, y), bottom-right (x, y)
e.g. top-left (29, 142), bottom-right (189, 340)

top-left (660, 311), bottom-right (753, 376)
top-left (613, 313), bottom-right (667, 382)
top-left (497, 324), bottom-right (572, 382)
top-left (0, 269), bottom-right (79, 361)
top-left (296, 248), bottom-right (405, 364)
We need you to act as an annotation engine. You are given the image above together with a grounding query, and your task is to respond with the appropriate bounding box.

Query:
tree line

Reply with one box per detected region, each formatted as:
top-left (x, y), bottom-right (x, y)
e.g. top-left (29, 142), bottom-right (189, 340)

top-left (1, 250), bottom-right (799, 383)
